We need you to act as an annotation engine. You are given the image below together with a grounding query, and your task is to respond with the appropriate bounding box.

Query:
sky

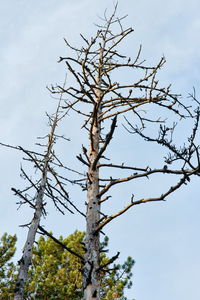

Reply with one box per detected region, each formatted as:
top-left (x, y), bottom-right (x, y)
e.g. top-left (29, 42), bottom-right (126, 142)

top-left (1, 1), bottom-right (200, 299)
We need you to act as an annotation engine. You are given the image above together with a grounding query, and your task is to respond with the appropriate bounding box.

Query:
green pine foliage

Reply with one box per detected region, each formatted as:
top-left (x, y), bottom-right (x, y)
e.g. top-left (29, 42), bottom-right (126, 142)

top-left (26, 231), bottom-right (84, 300)
top-left (0, 233), bottom-right (17, 299)
top-left (0, 231), bottom-right (134, 299)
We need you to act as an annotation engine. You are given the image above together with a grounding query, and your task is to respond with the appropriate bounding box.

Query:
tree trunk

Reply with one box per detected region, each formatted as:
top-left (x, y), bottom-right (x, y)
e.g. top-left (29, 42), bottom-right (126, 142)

top-left (83, 117), bottom-right (101, 299)
top-left (14, 110), bottom-right (58, 299)
top-left (14, 186), bottom-right (44, 300)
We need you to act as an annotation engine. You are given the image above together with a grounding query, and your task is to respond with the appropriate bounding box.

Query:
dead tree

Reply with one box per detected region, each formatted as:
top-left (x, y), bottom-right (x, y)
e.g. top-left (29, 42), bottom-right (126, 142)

top-left (49, 6), bottom-right (200, 300)
top-left (12, 100), bottom-right (62, 300)
top-left (2, 5), bottom-right (199, 300)
top-left (10, 98), bottom-right (85, 299)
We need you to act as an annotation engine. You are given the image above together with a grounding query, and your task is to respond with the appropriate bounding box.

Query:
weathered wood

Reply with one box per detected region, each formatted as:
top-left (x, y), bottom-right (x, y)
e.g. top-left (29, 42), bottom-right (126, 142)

top-left (14, 104), bottom-right (60, 300)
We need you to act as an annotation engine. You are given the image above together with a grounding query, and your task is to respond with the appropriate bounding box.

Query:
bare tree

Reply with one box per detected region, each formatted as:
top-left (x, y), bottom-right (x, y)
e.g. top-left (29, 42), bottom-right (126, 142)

top-left (9, 96), bottom-right (85, 299)
top-left (2, 5), bottom-right (200, 300)
top-left (12, 100), bottom-right (65, 300)
top-left (51, 6), bottom-right (200, 299)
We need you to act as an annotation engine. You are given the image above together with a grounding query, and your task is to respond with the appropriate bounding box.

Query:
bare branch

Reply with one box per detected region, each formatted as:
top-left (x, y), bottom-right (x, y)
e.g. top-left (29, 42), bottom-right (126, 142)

top-left (97, 173), bottom-right (192, 231)
top-left (38, 225), bottom-right (84, 262)
top-left (92, 116), bottom-right (117, 170)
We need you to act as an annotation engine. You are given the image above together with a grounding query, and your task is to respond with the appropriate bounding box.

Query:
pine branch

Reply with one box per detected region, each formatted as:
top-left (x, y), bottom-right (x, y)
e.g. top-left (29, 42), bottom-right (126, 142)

top-left (97, 252), bottom-right (120, 271)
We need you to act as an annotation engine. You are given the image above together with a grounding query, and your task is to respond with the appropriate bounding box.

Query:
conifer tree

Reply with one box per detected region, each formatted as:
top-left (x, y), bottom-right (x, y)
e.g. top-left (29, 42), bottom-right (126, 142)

top-left (0, 233), bottom-right (17, 299)
top-left (0, 232), bottom-right (134, 300)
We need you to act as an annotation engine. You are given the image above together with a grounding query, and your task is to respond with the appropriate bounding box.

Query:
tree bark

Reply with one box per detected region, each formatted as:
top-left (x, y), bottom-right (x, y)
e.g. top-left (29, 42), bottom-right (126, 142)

top-left (14, 185), bottom-right (44, 300)
top-left (83, 116), bottom-right (101, 300)
top-left (83, 54), bottom-right (103, 298)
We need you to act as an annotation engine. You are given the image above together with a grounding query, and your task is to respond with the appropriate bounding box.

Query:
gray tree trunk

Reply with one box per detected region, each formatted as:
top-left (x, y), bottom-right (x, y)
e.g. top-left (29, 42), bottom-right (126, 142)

top-left (83, 67), bottom-right (102, 299)
top-left (83, 123), bottom-right (101, 299)
top-left (14, 183), bottom-right (45, 300)
top-left (14, 110), bottom-right (58, 299)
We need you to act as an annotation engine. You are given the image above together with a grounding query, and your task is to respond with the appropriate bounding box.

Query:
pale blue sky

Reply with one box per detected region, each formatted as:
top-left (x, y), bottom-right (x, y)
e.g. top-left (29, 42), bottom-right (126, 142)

top-left (1, 1), bottom-right (200, 299)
